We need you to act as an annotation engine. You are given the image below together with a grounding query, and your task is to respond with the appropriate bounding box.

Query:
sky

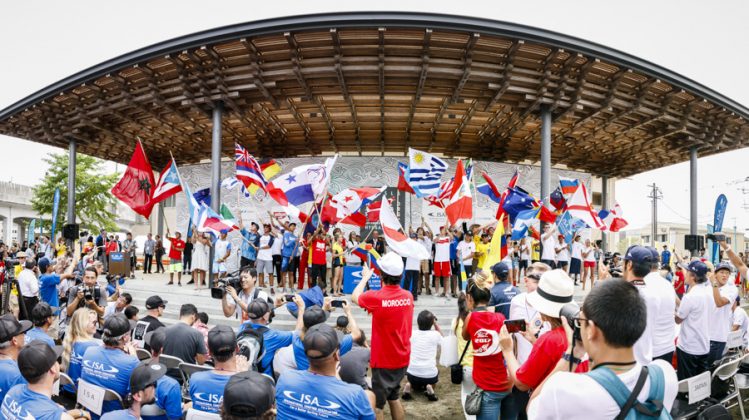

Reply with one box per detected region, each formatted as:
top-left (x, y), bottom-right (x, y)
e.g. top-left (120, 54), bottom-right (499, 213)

top-left (1, 0), bottom-right (748, 231)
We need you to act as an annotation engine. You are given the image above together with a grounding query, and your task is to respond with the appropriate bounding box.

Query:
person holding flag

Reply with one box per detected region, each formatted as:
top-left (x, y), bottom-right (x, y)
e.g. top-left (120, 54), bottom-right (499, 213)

top-left (165, 230), bottom-right (185, 287)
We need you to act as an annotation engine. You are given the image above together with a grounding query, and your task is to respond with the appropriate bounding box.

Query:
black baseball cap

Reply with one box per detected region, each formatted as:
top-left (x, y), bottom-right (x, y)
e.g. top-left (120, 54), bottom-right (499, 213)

top-left (303, 323), bottom-right (339, 359)
top-left (18, 341), bottom-right (63, 381)
top-left (223, 370), bottom-right (275, 417)
top-left (144, 329), bottom-right (166, 354)
top-left (0, 314), bottom-right (32, 343)
top-left (302, 306), bottom-right (328, 329)
top-left (208, 325), bottom-right (236, 357)
top-left (492, 262), bottom-right (510, 279)
top-left (145, 296), bottom-right (168, 310)
top-left (102, 314), bottom-right (131, 339)
top-left (687, 260), bottom-right (709, 278)
top-left (624, 246), bottom-right (653, 264)
top-left (130, 362), bottom-right (167, 393)
top-left (248, 299), bottom-right (270, 320)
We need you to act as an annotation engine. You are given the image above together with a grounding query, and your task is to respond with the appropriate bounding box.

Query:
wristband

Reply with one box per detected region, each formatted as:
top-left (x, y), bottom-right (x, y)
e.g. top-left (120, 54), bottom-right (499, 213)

top-left (562, 353), bottom-right (582, 365)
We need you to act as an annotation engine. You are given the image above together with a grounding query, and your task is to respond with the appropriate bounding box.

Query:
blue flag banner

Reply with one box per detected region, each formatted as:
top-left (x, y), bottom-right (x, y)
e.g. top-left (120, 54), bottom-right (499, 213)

top-left (51, 188), bottom-right (60, 240)
top-left (712, 194), bottom-right (727, 265)
top-left (194, 188), bottom-right (211, 207)
top-left (557, 211), bottom-right (587, 244)
top-left (502, 187), bottom-right (537, 224)
top-left (28, 219), bottom-right (36, 244)
top-left (707, 224), bottom-right (714, 263)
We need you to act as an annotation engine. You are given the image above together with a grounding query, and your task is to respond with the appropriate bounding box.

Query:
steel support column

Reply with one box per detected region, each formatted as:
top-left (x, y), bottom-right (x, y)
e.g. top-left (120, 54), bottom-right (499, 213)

top-left (67, 139), bottom-right (76, 225)
top-left (208, 101), bottom-right (224, 288)
top-left (690, 147), bottom-right (698, 256)
top-left (601, 176), bottom-right (608, 253)
top-left (540, 105), bottom-right (552, 208)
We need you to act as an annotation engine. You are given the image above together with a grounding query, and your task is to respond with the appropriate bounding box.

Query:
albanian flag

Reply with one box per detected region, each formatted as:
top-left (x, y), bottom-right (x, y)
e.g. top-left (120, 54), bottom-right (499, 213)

top-left (111, 141), bottom-right (156, 218)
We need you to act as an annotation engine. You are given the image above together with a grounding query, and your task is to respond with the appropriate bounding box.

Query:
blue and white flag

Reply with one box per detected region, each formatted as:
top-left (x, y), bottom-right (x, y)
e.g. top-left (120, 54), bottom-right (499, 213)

top-left (51, 188), bottom-right (60, 240)
top-left (407, 148), bottom-right (447, 198)
top-left (557, 211), bottom-right (587, 244)
top-left (712, 194), bottom-right (727, 265)
top-left (221, 176), bottom-right (252, 198)
top-left (174, 165), bottom-right (201, 226)
top-left (511, 208), bottom-right (540, 240)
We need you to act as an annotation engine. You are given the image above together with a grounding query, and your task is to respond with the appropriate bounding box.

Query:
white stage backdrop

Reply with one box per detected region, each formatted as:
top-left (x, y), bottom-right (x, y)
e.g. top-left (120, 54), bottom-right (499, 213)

top-left (176, 157), bottom-right (591, 273)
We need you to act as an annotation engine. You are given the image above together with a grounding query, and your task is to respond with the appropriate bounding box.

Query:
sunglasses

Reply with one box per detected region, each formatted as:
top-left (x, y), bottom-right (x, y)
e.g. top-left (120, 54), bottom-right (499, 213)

top-left (526, 273), bottom-right (541, 281)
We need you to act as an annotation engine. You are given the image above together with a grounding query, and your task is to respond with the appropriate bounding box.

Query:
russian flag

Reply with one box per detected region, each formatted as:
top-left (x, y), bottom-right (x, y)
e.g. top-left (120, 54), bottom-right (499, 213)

top-left (559, 177), bottom-right (580, 196)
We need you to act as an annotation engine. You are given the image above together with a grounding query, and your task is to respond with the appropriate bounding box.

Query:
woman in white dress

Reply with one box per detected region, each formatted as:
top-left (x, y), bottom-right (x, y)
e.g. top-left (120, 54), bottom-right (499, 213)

top-left (191, 228), bottom-right (211, 290)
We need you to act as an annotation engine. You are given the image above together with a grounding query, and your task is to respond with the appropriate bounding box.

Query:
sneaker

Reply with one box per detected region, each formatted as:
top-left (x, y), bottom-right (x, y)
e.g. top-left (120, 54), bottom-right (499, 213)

top-left (402, 392), bottom-right (413, 401)
top-left (425, 391), bottom-right (438, 402)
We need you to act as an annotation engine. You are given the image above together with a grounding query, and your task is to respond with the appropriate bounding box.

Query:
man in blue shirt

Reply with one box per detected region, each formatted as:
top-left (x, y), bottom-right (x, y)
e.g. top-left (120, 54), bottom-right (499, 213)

top-left (2, 341), bottom-right (87, 419)
top-left (141, 329), bottom-right (182, 420)
top-left (488, 262), bottom-right (520, 319)
top-left (25, 302), bottom-right (56, 348)
top-left (81, 314), bottom-right (139, 418)
top-left (239, 296), bottom-right (304, 376)
top-left (239, 219), bottom-right (260, 270)
top-left (101, 362), bottom-right (168, 420)
top-left (661, 245), bottom-right (672, 267)
top-left (0, 314), bottom-right (31, 404)
top-left (221, 370), bottom-right (276, 419)
top-left (38, 256), bottom-right (76, 315)
top-left (276, 323), bottom-right (376, 419)
top-left (190, 325), bottom-right (248, 414)
top-left (292, 303), bottom-right (360, 371)
top-left (280, 223), bottom-right (299, 294)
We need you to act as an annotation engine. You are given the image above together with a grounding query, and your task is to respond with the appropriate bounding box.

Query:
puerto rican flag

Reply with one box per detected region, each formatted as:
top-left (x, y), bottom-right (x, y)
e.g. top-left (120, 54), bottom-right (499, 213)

top-left (559, 176), bottom-right (580, 196)
top-left (445, 160), bottom-right (472, 225)
top-left (566, 182), bottom-right (606, 231)
top-left (235, 143), bottom-right (267, 192)
top-left (150, 158), bottom-right (182, 204)
top-left (598, 202), bottom-right (629, 232)
top-left (379, 198), bottom-right (430, 259)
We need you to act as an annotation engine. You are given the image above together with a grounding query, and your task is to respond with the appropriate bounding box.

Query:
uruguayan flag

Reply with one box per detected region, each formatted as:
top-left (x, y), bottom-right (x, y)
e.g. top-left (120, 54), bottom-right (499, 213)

top-left (407, 148), bottom-right (448, 198)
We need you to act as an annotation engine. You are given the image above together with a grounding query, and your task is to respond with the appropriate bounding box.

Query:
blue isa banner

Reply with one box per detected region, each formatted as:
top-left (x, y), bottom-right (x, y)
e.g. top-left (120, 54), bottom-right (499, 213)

top-left (343, 266), bottom-right (381, 294)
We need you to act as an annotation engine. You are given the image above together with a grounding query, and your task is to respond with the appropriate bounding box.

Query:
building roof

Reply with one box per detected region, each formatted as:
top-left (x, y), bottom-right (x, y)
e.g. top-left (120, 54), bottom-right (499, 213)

top-left (1, 12), bottom-right (747, 177)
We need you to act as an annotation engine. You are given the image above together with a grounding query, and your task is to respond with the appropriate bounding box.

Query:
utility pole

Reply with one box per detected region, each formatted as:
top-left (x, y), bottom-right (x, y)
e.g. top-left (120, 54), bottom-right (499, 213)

top-left (647, 184), bottom-right (663, 246)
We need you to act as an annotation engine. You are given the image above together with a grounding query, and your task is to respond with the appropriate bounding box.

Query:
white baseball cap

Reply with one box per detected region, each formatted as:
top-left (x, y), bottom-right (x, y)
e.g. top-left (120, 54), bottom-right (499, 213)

top-left (379, 252), bottom-right (404, 276)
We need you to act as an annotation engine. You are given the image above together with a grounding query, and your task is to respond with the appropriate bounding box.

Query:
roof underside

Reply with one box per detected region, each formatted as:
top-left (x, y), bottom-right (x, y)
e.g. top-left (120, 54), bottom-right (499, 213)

top-left (1, 12), bottom-right (748, 177)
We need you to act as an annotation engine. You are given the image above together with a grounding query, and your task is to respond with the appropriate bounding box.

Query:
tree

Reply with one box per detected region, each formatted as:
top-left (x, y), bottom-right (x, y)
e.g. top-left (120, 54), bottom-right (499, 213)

top-left (31, 152), bottom-right (119, 234)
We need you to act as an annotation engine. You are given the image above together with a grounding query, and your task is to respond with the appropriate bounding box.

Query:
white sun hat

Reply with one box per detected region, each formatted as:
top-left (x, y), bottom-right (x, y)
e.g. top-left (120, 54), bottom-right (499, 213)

top-left (526, 269), bottom-right (575, 318)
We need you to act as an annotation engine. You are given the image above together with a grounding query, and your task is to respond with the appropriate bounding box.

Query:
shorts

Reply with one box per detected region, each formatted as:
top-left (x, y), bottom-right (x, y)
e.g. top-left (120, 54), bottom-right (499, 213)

top-left (519, 259), bottom-right (529, 270)
top-left (406, 373), bottom-right (438, 390)
top-left (212, 261), bottom-right (227, 274)
top-left (433, 261), bottom-right (451, 278)
top-left (281, 256), bottom-right (294, 272)
top-left (557, 260), bottom-right (569, 269)
top-left (584, 261), bottom-right (596, 268)
top-left (420, 260), bottom-right (430, 274)
top-left (168, 260), bottom-right (182, 273)
top-left (372, 367), bottom-right (407, 409)
top-left (569, 258), bottom-right (581, 275)
top-left (240, 257), bottom-right (255, 270)
top-left (512, 258), bottom-right (519, 269)
top-left (256, 259), bottom-right (274, 274)
top-left (451, 259), bottom-right (460, 276)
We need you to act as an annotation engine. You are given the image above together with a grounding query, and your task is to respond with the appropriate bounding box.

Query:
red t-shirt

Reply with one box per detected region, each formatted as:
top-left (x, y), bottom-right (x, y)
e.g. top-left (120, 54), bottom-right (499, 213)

top-left (467, 311), bottom-right (511, 392)
top-left (674, 271), bottom-right (685, 295)
top-left (168, 237), bottom-right (185, 260)
top-left (358, 285), bottom-right (414, 369)
top-left (105, 241), bottom-right (118, 255)
top-left (311, 239), bottom-right (327, 265)
top-left (516, 326), bottom-right (567, 389)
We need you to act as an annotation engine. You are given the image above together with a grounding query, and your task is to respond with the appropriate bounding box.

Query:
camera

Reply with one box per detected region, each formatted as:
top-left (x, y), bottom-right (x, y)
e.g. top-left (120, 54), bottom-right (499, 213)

top-left (211, 276), bottom-right (242, 300)
top-left (602, 252), bottom-right (622, 278)
top-left (559, 303), bottom-right (582, 342)
top-left (331, 299), bottom-right (346, 308)
top-left (706, 233), bottom-right (726, 242)
top-left (84, 287), bottom-right (94, 301)
top-left (2, 259), bottom-right (19, 281)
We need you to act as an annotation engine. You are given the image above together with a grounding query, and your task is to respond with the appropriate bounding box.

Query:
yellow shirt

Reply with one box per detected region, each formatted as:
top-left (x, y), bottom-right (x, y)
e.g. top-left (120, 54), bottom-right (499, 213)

top-left (57, 244), bottom-right (67, 258)
top-left (531, 240), bottom-right (540, 261)
top-left (453, 318), bottom-right (474, 367)
top-left (475, 242), bottom-right (489, 269)
top-left (332, 243), bottom-right (345, 264)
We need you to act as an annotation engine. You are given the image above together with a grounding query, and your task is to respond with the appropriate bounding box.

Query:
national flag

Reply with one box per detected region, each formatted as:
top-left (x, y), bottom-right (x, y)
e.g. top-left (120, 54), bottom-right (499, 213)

top-left (221, 176), bottom-right (251, 198)
top-left (482, 215), bottom-right (505, 272)
top-left (476, 172), bottom-right (502, 203)
top-left (379, 198), bottom-right (430, 259)
top-left (247, 159), bottom-right (282, 195)
top-left (329, 187), bottom-right (386, 221)
top-left (235, 143), bottom-right (268, 192)
top-left (426, 178), bottom-right (454, 208)
top-left (445, 160), bottom-right (472, 225)
top-left (538, 205), bottom-right (558, 224)
top-left (174, 164), bottom-right (201, 225)
top-left (559, 176), bottom-right (580, 196)
top-left (557, 211), bottom-right (588, 244)
top-left (150, 158), bottom-right (183, 204)
top-left (549, 187), bottom-right (566, 212)
top-left (465, 159), bottom-right (474, 182)
top-left (507, 169), bottom-right (520, 189)
top-left (501, 187), bottom-right (538, 223)
top-left (267, 157), bottom-right (336, 207)
top-left (397, 162), bottom-right (416, 194)
top-left (566, 182), bottom-right (606, 230)
top-left (219, 204), bottom-right (240, 230)
top-left (321, 203), bottom-right (368, 227)
top-left (194, 188), bottom-right (211, 207)
top-left (598, 202), bottom-right (629, 232)
top-left (111, 141), bottom-right (156, 218)
top-left (197, 203), bottom-right (236, 236)
top-left (352, 243), bottom-right (382, 274)
top-left (459, 257), bottom-right (468, 290)
top-left (406, 148), bottom-right (448, 197)
top-left (511, 208), bottom-right (540, 240)
top-left (366, 197), bottom-right (394, 222)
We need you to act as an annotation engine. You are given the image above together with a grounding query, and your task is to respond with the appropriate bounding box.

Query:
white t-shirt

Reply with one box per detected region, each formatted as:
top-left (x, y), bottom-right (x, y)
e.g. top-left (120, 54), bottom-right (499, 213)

top-left (18, 269), bottom-right (39, 297)
top-left (527, 360), bottom-right (678, 420)
top-left (732, 306), bottom-right (749, 348)
top-left (583, 246), bottom-right (596, 262)
top-left (273, 343), bottom-right (297, 377)
top-left (457, 241), bottom-right (475, 263)
top-left (541, 235), bottom-right (557, 261)
top-left (502, 246), bottom-right (514, 265)
top-left (709, 282), bottom-right (739, 343)
top-left (509, 292), bottom-right (550, 364)
top-left (270, 232), bottom-right (283, 256)
top-left (233, 288), bottom-right (270, 319)
top-left (405, 255), bottom-right (421, 271)
top-left (571, 242), bottom-right (583, 260)
top-left (644, 272), bottom-right (677, 357)
top-left (434, 237), bottom-right (451, 263)
top-left (555, 242), bottom-right (570, 262)
top-left (520, 244), bottom-right (531, 261)
top-left (632, 280), bottom-right (660, 364)
top-left (346, 241), bottom-right (362, 265)
top-left (257, 234), bottom-right (274, 261)
top-left (214, 238), bottom-right (232, 262)
top-left (676, 282), bottom-right (712, 355)
top-left (407, 330), bottom-right (442, 378)
top-left (418, 237), bottom-right (433, 261)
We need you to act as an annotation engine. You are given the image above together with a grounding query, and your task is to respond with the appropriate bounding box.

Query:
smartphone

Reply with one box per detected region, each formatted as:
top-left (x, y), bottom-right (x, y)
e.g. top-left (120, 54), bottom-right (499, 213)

top-left (504, 319), bottom-right (527, 334)
top-left (331, 300), bottom-right (346, 308)
top-left (283, 294), bottom-right (295, 303)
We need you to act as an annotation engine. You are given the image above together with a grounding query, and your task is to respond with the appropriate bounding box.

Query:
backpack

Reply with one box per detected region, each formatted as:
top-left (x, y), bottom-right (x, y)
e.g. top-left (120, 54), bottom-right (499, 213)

top-left (586, 364), bottom-right (672, 420)
top-left (237, 325), bottom-right (268, 372)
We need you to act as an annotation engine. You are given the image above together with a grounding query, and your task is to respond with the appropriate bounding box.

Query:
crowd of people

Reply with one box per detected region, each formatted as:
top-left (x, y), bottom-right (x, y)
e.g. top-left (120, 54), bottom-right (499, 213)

top-left (1, 219), bottom-right (749, 419)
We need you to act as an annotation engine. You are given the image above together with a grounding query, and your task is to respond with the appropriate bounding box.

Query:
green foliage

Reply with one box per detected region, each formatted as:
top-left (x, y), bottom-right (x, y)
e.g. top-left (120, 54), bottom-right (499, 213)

top-left (31, 153), bottom-right (119, 233)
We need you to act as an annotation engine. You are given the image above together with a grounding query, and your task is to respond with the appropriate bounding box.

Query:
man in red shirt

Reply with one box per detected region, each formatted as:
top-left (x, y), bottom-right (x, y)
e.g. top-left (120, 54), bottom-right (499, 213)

top-left (166, 230), bottom-right (186, 286)
top-left (309, 228), bottom-right (329, 290)
top-left (353, 252), bottom-right (413, 420)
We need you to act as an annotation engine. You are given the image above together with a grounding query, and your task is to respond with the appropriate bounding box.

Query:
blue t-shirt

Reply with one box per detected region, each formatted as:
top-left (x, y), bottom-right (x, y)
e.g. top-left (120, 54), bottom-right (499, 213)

top-left (0, 360), bottom-right (26, 405)
top-left (282, 231), bottom-right (298, 258)
top-left (142, 375), bottom-right (182, 420)
top-left (24, 327), bottom-right (55, 348)
top-left (1, 384), bottom-right (65, 419)
top-left (276, 370), bottom-right (375, 419)
top-left (101, 409), bottom-right (138, 419)
top-left (488, 281), bottom-right (520, 319)
top-left (81, 346), bottom-right (139, 418)
top-left (450, 237), bottom-right (459, 260)
top-left (39, 273), bottom-right (61, 311)
top-left (662, 250), bottom-right (671, 265)
top-left (238, 323), bottom-right (294, 376)
top-left (65, 340), bottom-right (101, 394)
top-left (240, 229), bottom-right (260, 261)
top-left (292, 333), bottom-right (353, 371)
top-left (189, 371), bottom-right (232, 413)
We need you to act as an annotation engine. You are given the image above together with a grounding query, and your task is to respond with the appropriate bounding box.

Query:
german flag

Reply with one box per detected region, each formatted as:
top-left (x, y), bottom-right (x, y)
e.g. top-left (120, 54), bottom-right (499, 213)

top-left (248, 159), bottom-right (282, 194)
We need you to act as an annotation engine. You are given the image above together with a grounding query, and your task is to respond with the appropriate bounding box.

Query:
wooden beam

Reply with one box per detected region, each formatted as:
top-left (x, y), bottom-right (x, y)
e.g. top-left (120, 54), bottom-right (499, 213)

top-left (485, 40), bottom-right (523, 112)
top-left (450, 33), bottom-right (480, 104)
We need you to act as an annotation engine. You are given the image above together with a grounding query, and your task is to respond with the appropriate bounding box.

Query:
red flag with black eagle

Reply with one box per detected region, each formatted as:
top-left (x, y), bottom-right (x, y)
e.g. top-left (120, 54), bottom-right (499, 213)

top-left (111, 141), bottom-right (156, 218)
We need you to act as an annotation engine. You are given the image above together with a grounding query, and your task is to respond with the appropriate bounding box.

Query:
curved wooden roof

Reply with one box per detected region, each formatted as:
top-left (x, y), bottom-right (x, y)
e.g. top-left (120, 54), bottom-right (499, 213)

top-left (1, 12), bottom-right (747, 177)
